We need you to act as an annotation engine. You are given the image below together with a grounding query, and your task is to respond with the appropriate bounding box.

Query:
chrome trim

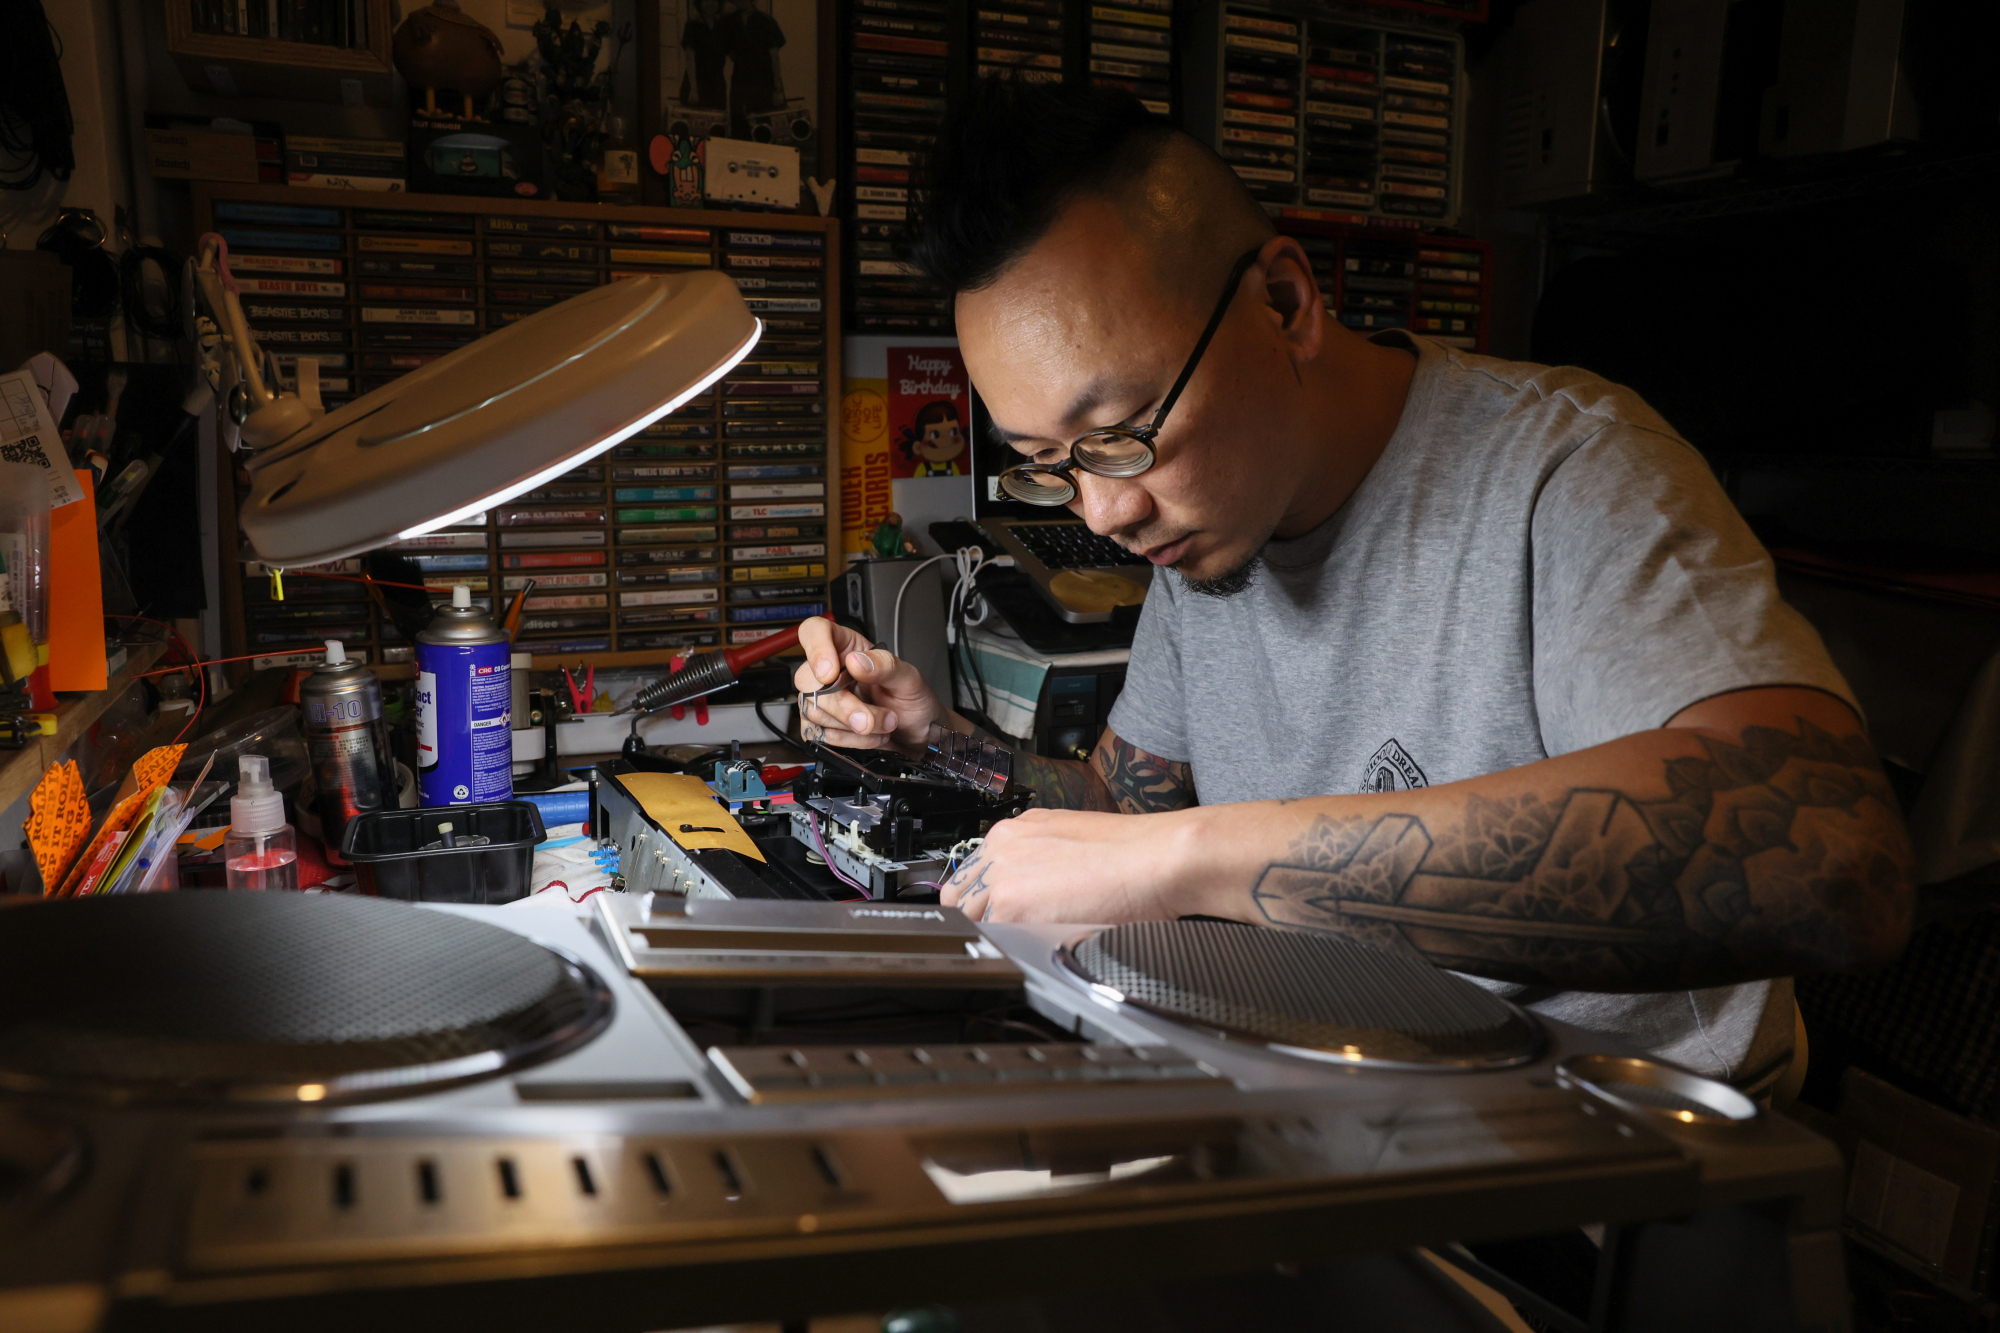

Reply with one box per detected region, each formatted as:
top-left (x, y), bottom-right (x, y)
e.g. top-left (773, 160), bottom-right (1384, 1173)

top-left (1556, 1055), bottom-right (1761, 1128)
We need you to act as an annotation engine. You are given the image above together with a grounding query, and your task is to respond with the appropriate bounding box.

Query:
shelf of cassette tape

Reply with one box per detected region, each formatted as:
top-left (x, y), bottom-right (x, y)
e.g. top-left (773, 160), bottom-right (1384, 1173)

top-left (972, 0), bottom-right (1177, 117)
top-left (194, 185), bottom-right (840, 673)
top-left (843, 0), bottom-right (955, 333)
top-left (1086, 0), bottom-right (1176, 116)
top-left (1191, 3), bottom-right (1466, 229)
top-left (1280, 222), bottom-right (1490, 351)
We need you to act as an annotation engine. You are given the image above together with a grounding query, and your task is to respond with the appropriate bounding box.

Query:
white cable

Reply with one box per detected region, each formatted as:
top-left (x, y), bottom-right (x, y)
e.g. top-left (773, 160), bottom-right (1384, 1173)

top-left (890, 546), bottom-right (989, 660)
top-left (946, 545), bottom-right (995, 645)
top-left (945, 836), bottom-right (983, 876)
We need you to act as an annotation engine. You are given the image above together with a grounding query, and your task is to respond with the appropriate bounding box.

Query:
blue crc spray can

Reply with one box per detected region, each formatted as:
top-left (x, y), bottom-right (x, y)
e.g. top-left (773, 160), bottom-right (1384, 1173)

top-left (415, 585), bottom-right (513, 806)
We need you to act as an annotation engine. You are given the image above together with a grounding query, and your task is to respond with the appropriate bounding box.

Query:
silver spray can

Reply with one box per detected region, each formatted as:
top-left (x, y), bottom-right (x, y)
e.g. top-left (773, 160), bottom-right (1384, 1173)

top-left (301, 638), bottom-right (396, 860)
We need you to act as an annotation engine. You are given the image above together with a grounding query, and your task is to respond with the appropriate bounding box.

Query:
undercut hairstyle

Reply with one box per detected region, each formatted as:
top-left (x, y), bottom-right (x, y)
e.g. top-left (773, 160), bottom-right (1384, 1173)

top-left (912, 80), bottom-right (1185, 296)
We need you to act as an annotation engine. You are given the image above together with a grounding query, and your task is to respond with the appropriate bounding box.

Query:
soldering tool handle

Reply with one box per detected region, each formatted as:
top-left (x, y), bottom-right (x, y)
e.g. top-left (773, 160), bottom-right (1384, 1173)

top-left (627, 625), bottom-right (804, 715)
top-left (720, 624), bottom-right (801, 673)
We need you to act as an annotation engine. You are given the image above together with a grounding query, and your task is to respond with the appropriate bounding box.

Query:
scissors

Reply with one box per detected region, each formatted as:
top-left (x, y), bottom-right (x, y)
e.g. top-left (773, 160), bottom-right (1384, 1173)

top-left (799, 669), bottom-right (854, 743)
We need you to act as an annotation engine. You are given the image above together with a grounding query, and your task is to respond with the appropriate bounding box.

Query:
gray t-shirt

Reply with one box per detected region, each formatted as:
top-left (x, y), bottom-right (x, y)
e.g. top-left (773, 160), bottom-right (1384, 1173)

top-left (1106, 332), bottom-right (1856, 1090)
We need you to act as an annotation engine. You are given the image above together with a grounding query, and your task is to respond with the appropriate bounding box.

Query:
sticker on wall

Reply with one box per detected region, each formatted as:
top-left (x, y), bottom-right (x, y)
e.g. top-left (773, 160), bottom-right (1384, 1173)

top-left (885, 346), bottom-right (968, 479)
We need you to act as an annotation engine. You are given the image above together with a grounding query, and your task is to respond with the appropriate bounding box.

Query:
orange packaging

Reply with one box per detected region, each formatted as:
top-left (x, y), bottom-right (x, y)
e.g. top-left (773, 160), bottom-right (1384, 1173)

top-left (26, 759), bottom-right (89, 891)
top-left (46, 468), bottom-right (104, 691)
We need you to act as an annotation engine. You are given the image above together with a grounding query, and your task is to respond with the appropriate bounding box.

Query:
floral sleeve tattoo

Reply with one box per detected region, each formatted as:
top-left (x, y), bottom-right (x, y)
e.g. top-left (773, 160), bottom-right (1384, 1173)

top-left (1249, 718), bottom-right (1912, 989)
top-left (965, 728), bottom-right (1194, 814)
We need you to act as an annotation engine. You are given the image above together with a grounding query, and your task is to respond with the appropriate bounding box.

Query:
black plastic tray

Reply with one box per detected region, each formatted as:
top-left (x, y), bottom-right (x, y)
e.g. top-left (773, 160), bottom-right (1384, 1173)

top-left (340, 802), bottom-right (546, 904)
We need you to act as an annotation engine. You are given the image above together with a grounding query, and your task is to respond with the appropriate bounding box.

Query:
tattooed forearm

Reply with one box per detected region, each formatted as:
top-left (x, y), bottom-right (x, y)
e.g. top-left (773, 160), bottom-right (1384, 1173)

top-left (1090, 733), bottom-right (1198, 815)
top-left (968, 725), bottom-right (1117, 811)
top-left (1016, 751), bottom-right (1118, 811)
top-left (961, 726), bottom-right (1192, 814)
top-left (1250, 718), bottom-right (1914, 990)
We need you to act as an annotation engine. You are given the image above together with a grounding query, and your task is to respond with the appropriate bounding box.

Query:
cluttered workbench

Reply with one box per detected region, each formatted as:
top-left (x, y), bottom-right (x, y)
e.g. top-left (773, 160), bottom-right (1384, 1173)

top-left (511, 739), bottom-right (821, 907)
top-left (0, 641), bottom-right (164, 818)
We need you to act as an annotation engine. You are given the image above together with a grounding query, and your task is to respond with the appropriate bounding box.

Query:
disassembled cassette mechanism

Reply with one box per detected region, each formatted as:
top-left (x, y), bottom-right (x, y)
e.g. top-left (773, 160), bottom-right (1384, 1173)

top-left (922, 725), bottom-right (1013, 795)
top-left (791, 725), bottom-right (1033, 898)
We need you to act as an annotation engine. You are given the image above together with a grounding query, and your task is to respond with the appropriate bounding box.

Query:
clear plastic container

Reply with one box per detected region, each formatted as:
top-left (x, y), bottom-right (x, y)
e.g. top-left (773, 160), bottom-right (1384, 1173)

top-left (176, 706), bottom-right (312, 795)
top-left (225, 754), bottom-right (299, 891)
top-left (0, 462), bottom-right (52, 674)
top-left (225, 828), bottom-right (298, 890)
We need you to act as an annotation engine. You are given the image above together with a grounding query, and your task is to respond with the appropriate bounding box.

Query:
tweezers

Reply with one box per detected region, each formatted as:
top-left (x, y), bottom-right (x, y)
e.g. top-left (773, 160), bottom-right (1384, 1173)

top-left (799, 670), bottom-right (854, 743)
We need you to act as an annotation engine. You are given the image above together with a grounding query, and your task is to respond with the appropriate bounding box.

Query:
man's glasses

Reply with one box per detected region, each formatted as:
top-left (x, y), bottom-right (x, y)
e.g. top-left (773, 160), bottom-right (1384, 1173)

top-left (997, 243), bottom-right (1265, 506)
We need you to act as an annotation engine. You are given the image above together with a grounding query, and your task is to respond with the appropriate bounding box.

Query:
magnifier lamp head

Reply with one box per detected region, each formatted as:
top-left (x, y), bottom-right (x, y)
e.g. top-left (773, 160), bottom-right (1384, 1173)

top-left (237, 271), bottom-right (760, 569)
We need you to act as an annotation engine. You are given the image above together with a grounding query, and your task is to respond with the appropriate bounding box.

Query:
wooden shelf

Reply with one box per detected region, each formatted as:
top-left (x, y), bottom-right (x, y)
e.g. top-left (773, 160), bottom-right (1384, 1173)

top-left (165, 0), bottom-right (396, 105)
top-left (367, 645), bottom-right (804, 682)
top-left (0, 642), bottom-right (165, 816)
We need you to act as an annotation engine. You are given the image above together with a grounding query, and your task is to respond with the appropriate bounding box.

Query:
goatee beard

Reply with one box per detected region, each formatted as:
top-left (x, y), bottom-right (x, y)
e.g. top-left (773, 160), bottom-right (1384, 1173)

top-left (1178, 554), bottom-right (1262, 598)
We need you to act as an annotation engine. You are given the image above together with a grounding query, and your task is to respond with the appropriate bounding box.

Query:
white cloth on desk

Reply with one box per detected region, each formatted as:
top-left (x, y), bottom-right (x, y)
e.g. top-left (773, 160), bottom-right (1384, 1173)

top-left (953, 622), bottom-right (1130, 741)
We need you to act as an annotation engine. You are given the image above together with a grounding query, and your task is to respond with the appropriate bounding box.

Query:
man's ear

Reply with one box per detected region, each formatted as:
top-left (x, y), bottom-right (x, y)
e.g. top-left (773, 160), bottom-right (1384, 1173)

top-left (1259, 236), bottom-right (1325, 366)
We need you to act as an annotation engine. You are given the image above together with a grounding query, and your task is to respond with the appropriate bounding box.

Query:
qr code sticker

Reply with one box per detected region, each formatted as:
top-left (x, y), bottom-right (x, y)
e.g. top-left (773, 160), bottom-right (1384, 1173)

top-left (0, 434), bottom-right (47, 466)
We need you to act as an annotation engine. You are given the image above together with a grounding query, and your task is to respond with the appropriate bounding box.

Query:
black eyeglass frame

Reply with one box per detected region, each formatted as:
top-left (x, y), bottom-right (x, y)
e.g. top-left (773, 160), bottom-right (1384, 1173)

top-left (996, 243), bottom-right (1267, 506)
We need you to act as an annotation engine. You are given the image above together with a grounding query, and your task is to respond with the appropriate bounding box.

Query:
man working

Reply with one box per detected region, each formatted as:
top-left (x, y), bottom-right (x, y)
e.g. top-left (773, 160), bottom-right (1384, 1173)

top-left (797, 81), bottom-right (1914, 1093)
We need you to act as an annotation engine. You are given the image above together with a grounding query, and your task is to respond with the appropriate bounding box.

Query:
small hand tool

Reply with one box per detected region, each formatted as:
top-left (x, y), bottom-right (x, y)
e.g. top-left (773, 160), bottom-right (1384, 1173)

top-left (562, 662), bottom-right (595, 716)
top-left (799, 670), bottom-right (854, 743)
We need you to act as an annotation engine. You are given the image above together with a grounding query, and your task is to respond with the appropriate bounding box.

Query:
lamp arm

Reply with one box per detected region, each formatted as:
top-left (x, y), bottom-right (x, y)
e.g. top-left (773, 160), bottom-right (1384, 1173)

top-left (194, 233), bottom-right (311, 450)
top-left (194, 236), bottom-right (273, 408)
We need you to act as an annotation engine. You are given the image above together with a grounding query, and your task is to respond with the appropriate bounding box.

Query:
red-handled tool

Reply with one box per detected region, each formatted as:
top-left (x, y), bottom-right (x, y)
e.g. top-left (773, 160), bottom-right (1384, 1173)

top-left (627, 625), bottom-right (801, 714)
top-left (562, 662), bottom-right (595, 715)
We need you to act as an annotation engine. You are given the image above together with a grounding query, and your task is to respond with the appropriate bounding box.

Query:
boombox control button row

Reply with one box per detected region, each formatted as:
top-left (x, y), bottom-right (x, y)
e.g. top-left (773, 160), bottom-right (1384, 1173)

top-left (707, 1042), bottom-right (1224, 1105)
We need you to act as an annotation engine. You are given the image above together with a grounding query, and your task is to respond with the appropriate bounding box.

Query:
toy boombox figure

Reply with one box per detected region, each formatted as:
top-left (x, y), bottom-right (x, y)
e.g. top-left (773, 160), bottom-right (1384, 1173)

top-left (662, 104), bottom-right (731, 142)
top-left (745, 99), bottom-right (815, 149)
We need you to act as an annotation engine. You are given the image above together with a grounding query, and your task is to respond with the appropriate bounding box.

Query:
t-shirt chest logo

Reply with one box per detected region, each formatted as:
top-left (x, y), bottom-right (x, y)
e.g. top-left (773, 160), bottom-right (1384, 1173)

top-left (1360, 739), bottom-right (1428, 793)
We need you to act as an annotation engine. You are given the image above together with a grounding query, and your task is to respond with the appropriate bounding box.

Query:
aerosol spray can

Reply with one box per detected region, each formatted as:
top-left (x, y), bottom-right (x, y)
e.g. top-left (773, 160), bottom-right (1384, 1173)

top-left (415, 584), bottom-right (513, 807)
top-left (300, 638), bottom-right (395, 861)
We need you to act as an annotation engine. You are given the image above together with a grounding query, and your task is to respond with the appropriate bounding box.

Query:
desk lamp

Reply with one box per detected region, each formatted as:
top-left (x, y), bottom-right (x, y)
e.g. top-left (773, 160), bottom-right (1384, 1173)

top-left (193, 240), bottom-right (760, 568)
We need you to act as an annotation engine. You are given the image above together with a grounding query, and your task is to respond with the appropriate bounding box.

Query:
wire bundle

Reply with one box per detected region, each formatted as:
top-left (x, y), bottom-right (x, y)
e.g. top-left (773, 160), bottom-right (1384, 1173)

top-left (889, 545), bottom-right (992, 659)
top-left (889, 545), bottom-right (1003, 729)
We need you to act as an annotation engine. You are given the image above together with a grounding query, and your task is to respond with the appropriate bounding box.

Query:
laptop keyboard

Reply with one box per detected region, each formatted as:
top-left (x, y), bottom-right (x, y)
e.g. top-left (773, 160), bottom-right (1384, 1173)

top-left (1012, 522), bottom-right (1149, 569)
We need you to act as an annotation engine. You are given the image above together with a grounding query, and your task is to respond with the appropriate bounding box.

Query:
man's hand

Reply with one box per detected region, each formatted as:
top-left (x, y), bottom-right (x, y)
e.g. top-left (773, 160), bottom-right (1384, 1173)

top-left (791, 616), bottom-right (947, 755)
top-left (941, 807), bottom-right (1199, 922)
top-left (790, 619), bottom-right (1194, 819)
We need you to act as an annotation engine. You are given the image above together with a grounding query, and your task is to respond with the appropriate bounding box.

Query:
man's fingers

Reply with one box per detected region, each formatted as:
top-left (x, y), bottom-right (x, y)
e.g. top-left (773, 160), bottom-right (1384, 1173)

top-left (804, 725), bottom-right (895, 751)
top-left (846, 646), bottom-right (901, 678)
top-left (797, 616), bottom-right (873, 688)
top-left (796, 616), bottom-right (843, 687)
top-left (843, 648), bottom-right (911, 698)
top-left (940, 875), bottom-right (983, 918)
top-left (798, 689), bottom-right (857, 728)
top-left (801, 690), bottom-right (897, 737)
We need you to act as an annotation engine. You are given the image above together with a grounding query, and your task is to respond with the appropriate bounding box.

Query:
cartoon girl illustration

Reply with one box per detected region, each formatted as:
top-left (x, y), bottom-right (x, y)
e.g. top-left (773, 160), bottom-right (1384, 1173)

top-left (899, 399), bottom-right (967, 477)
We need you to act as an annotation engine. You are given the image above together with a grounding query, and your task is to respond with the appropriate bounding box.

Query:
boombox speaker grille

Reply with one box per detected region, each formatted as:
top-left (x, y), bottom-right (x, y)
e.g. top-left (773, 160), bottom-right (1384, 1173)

top-left (0, 893), bottom-right (610, 1103)
top-left (1066, 920), bottom-right (1542, 1068)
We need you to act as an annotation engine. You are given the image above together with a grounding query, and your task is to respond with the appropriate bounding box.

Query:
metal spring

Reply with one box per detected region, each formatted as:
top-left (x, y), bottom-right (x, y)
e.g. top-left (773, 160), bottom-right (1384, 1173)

top-left (631, 652), bottom-right (735, 713)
